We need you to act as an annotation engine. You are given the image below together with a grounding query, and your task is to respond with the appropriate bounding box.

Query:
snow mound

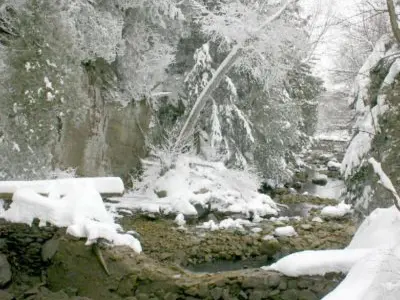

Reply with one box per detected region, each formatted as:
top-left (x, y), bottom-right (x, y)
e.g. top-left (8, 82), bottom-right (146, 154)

top-left (274, 226), bottom-right (297, 237)
top-left (0, 185), bottom-right (141, 253)
top-left (321, 201), bottom-right (352, 218)
top-left (263, 249), bottom-right (372, 276)
top-left (111, 155), bottom-right (278, 218)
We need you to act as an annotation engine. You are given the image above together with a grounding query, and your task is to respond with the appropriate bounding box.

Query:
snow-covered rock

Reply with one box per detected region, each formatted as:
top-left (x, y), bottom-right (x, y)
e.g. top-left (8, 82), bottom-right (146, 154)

top-left (0, 185), bottom-right (141, 253)
top-left (321, 201), bottom-right (352, 218)
top-left (174, 213), bottom-right (186, 227)
top-left (274, 226), bottom-right (297, 237)
top-left (327, 160), bottom-right (341, 171)
top-left (312, 216), bottom-right (323, 223)
top-left (0, 177), bottom-right (124, 196)
top-left (196, 218), bottom-right (251, 231)
top-left (311, 173), bottom-right (328, 186)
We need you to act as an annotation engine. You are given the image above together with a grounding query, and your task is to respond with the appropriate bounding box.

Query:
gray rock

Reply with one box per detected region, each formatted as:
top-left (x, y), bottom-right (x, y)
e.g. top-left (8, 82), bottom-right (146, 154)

top-left (300, 224), bottom-right (312, 230)
top-left (298, 290), bottom-right (318, 300)
top-left (0, 254), bottom-right (11, 288)
top-left (210, 287), bottom-right (223, 300)
top-left (155, 190), bottom-right (167, 198)
top-left (248, 290), bottom-right (263, 300)
top-left (267, 272), bottom-right (281, 288)
top-left (0, 290), bottom-right (14, 300)
top-left (194, 203), bottom-right (210, 219)
top-left (238, 290), bottom-right (248, 300)
top-left (311, 173), bottom-right (328, 186)
top-left (41, 238), bottom-right (60, 262)
top-left (281, 289), bottom-right (298, 300)
top-left (207, 213), bottom-right (219, 223)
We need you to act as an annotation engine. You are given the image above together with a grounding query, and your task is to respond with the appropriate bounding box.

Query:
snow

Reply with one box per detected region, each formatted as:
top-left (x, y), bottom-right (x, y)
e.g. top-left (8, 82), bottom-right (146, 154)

top-left (314, 131), bottom-right (350, 142)
top-left (197, 220), bottom-right (219, 231)
top-left (274, 226), bottom-right (297, 237)
top-left (321, 201), bottom-right (352, 218)
top-left (263, 205), bottom-right (400, 300)
top-left (174, 213), bottom-right (186, 227)
top-left (0, 177), bottom-right (124, 195)
top-left (263, 249), bottom-right (372, 276)
top-left (312, 173), bottom-right (328, 182)
top-left (327, 160), bottom-right (341, 170)
top-left (312, 216), bottom-right (323, 223)
top-left (0, 185), bottom-right (141, 253)
top-left (262, 235), bottom-right (275, 241)
top-left (251, 227), bottom-right (262, 233)
top-left (111, 155), bottom-right (278, 218)
top-left (197, 218), bottom-right (251, 231)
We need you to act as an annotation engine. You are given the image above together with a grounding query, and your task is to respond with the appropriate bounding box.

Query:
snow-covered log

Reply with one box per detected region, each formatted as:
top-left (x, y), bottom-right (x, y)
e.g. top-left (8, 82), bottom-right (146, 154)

top-left (0, 177), bottom-right (124, 199)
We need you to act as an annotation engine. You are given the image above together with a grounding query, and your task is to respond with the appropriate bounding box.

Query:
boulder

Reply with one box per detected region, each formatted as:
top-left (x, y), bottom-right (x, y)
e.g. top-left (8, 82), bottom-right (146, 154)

top-left (311, 173), bottom-right (328, 186)
top-left (0, 254), bottom-right (11, 288)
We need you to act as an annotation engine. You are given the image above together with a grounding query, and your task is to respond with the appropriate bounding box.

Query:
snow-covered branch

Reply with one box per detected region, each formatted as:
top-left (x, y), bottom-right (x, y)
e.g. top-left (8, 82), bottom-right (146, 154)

top-left (175, 0), bottom-right (294, 146)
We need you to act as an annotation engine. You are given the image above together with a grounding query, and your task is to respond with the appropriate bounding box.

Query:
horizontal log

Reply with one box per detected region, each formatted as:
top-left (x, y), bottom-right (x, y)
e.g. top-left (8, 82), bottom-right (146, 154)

top-left (0, 177), bottom-right (124, 200)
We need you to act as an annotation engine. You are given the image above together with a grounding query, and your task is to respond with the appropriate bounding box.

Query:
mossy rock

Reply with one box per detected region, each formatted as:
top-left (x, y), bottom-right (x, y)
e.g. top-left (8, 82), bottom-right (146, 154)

top-left (278, 194), bottom-right (337, 206)
top-left (260, 238), bottom-right (281, 256)
top-left (293, 171), bottom-right (309, 183)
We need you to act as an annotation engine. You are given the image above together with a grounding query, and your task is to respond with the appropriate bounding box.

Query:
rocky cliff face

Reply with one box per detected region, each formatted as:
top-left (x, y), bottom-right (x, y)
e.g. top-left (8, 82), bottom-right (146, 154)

top-left (0, 1), bottom-right (157, 180)
top-left (342, 35), bottom-right (400, 219)
top-left (52, 58), bottom-right (151, 180)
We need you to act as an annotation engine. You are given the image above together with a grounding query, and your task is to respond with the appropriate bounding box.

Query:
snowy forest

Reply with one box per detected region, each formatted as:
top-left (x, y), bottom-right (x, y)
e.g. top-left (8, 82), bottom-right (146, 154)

top-left (0, 0), bottom-right (399, 299)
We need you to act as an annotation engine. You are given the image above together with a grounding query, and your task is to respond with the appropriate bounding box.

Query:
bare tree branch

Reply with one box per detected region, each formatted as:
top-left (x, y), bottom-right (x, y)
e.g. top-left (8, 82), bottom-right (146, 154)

top-left (387, 0), bottom-right (400, 44)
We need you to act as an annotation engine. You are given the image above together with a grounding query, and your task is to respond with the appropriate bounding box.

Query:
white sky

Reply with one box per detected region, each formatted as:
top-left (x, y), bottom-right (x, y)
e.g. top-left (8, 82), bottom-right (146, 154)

top-left (298, 0), bottom-right (363, 89)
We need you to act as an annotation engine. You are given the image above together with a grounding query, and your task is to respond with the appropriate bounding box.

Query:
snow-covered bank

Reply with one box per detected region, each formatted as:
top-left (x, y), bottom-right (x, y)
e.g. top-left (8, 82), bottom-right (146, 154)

top-left (111, 155), bottom-right (279, 218)
top-left (262, 205), bottom-right (400, 300)
top-left (0, 177), bottom-right (124, 196)
top-left (0, 182), bottom-right (141, 253)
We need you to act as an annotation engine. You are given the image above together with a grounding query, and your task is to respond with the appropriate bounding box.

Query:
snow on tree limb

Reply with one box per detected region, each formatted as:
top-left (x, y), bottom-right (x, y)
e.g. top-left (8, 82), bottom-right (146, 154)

top-left (175, 0), bottom-right (293, 147)
top-left (368, 157), bottom-right (400, 211)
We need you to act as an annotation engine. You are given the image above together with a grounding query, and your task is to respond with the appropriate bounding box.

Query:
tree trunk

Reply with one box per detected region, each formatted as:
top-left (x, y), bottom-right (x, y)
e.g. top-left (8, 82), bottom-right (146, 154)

top-left (174, 0), bottom-right (293, 147)
top-left (387, 0), bottom-right (400, 44)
